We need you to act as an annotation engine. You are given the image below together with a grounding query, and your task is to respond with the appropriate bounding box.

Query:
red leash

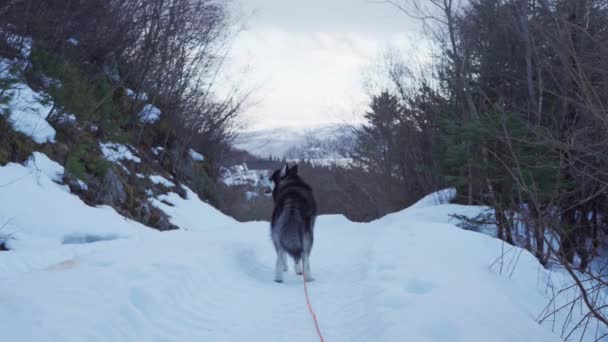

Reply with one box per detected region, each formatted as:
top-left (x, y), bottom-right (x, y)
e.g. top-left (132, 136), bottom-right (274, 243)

top-left (302, 270), bottom-right (324, 342)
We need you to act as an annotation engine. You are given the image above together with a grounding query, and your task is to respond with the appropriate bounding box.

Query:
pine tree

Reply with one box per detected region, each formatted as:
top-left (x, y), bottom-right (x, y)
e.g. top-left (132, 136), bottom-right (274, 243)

top-left (352, 91), bottom-right (401, 178)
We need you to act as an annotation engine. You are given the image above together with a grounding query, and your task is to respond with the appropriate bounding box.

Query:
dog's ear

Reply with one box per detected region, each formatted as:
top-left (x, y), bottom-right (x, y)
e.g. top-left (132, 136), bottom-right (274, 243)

top-left (269, 168), bottom-right (279, 182)
top-left (289, 164), bottom-right (298, 175)
top-left (279, 164), bottom-right (288, 177)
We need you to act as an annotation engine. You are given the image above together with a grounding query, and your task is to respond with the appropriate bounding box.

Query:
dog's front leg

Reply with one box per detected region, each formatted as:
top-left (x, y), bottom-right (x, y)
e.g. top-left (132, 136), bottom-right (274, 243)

top-left (274, 249), bottom-right (286, 283)
top-left (295, 258), bottom-right (303, 275)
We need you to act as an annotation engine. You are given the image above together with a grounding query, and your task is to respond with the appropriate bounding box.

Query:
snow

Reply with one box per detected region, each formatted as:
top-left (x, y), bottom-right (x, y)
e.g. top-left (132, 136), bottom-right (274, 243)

top-left (235, 124), bottom-right (349, 158)
top-left (221, 164), bottom-right (270, 187)
top-left (25, 152), bottom-right (64, 183)
top-left (0, 58), bottom-right (14, 79)
top-left (139, 104), bottom-right (161, 123)
top-left (189, 148), bottom-right (205, 161)
top-left (40, 75), bottom-right (62, 89)
top-left (57, 113), bottom-right (77, 125)
top-left (75, 179), bottom-right (88, 191)
top-left (66, 38), bottom-right (79, 46)
top-left (99, 142), bottom-right (141, 164)
top-left (289, 157), bottom-right (353, 168)
top-left (245, 191), bottom-right (258, 200)
top-left (0, 155), bottom-right (605, 341)
top-left (1, 82), bottom-right (56, 144)
top-left (0, 157), bottom-right (152, 253)
top-left (151, 146), bottom-right (164, 156)
top-left (1, 31), bottom-right (32, 58)
top-left (408, 188), bottom-right (456, 209)
top-left (149, 174), bottom-right (175, 188)
top-left (152, 186), bottom-right (234, 229)
top-left (126, 89), bottom-right (149, 101)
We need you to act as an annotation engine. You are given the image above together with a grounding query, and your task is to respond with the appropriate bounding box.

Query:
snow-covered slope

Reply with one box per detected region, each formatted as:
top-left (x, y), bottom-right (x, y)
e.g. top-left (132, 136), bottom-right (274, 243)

top-left (0, 153), bottom-right (601, 341)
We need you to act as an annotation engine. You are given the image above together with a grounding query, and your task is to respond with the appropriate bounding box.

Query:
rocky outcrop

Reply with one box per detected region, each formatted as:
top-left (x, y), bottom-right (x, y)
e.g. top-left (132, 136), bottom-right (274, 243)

top-left (99, 167), bottom-right (126, 206)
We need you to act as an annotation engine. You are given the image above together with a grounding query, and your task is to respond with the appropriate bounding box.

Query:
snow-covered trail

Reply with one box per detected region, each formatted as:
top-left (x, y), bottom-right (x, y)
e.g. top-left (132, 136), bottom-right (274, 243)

top-left (0, 217), bottom-right (557, 342)
top-left (0, 157), bottom-right (581, 341)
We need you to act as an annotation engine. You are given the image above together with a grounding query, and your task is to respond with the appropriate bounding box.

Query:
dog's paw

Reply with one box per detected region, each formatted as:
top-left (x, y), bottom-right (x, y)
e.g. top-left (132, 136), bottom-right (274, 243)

top-left (296, 270), bottom-right (303, 275)
top-left (274, 279), bottom-right (283, 283)
top-left (304, 276), bottom-right (315, 282)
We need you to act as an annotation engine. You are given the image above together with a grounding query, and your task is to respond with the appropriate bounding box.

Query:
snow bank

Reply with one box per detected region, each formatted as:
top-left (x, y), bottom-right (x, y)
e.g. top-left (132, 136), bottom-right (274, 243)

top-left (1, 82), bottom-right (56, 144)
top-left (25, 152), bottom-right (64, 183)
top-left (0, 154), bottom-right (152, 254)
top-left (139, 104), bottom-right (161, 123)
top-left (99, 142), bottom-right (141, 163)
top-left (151, 186), bottom-right (235, 230)
top-left (408, 187), bottom-right (456, 209)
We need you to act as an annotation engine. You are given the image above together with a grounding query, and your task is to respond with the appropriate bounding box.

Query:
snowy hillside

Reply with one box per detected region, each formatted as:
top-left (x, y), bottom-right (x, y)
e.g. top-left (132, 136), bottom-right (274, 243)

top-left (0, 153), bottom-right (601, 341)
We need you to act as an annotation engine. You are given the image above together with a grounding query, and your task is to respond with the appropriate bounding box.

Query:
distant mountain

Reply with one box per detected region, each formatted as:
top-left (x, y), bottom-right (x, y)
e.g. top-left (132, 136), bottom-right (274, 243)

top-left (234, 123), bottom-right (355, 159)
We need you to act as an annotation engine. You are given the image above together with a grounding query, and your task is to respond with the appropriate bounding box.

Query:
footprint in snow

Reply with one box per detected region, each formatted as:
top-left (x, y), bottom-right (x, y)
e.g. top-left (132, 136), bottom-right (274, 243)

top-left (405, 279), bottom-right (434, 295)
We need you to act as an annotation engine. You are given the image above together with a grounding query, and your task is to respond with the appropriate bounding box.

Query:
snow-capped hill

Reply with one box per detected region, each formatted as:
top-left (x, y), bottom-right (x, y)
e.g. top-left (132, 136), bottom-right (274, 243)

top-left (234, 123), bottom-right (354, 159)
top-left (0, 154), bottom-right (601, 341)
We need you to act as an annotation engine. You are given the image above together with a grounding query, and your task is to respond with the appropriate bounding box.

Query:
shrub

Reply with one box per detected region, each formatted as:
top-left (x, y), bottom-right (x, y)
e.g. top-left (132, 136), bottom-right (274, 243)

top-left (65, 140), bottom-right (108, 179)
top-left (0, 115), bottom-right (35, 165)
top-left (29, 48), bottom-right (97, 121)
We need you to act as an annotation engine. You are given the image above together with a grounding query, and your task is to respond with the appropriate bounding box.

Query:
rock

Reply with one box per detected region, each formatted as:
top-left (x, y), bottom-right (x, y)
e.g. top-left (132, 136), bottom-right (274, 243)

top-left (99, 167), bottom-right (126, 205)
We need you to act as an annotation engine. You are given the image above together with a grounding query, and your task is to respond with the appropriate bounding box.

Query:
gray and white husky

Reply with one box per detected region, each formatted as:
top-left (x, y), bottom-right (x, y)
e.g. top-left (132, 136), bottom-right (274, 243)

top-left (268, 164), bottom-right (317, 283)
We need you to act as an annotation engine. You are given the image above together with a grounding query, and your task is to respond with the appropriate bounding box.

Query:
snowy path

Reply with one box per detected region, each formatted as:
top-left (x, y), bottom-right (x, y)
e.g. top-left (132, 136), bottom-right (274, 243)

top-left (0, 158), bottom-right (579, 341)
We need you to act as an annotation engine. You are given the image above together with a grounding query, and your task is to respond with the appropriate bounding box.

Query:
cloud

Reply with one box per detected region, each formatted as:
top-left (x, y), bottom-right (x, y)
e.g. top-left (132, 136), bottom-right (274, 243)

top-left (219, 0), bottom-right (427, 129)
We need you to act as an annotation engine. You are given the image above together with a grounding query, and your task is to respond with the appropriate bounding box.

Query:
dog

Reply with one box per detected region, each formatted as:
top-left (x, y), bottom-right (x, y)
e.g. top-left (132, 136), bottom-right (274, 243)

top-left (268, 163), bottom-right (317, 283)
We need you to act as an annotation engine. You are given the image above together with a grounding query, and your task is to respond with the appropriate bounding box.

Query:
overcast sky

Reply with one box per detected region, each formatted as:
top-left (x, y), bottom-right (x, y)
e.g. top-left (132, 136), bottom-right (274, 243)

top-left (219, 0), bottom-right (425, 130)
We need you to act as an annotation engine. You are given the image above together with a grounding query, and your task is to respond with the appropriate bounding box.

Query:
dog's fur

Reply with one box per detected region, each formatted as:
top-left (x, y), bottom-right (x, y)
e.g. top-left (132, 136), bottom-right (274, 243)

top-left (269, 164), bottom-right (317, 282)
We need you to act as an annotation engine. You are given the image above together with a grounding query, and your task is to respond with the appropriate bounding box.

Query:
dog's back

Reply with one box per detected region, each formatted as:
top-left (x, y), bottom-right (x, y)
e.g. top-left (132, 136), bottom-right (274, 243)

top-left (269, 164), bottom-right (317, 282)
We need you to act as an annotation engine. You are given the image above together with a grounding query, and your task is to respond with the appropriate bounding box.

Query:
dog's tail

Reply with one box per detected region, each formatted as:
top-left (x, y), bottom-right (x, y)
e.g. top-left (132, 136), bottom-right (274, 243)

top-left (280, 207), bottom-right (304, 260)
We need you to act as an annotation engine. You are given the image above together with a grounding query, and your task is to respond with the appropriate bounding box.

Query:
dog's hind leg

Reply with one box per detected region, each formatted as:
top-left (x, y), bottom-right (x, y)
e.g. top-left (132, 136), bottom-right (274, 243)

top-left (282, 252), bottom-right (288, 272)
top-left (302, 252), bottom-right (314, 282)
top-left (274, 248), bottom-right (286, 283)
